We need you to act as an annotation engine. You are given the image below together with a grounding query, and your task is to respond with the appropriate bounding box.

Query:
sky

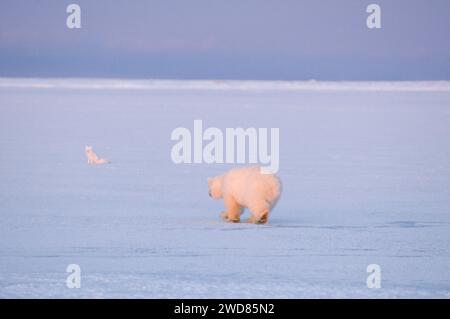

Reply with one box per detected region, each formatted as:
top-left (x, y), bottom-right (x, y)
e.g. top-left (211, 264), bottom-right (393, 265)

top-left (0, 0), bottom-right (449, 80)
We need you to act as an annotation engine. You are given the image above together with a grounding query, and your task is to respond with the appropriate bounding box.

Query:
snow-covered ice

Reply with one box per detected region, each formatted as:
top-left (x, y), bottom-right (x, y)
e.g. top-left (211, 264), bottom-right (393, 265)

top-left (0, 79), bottom-right (449, 298)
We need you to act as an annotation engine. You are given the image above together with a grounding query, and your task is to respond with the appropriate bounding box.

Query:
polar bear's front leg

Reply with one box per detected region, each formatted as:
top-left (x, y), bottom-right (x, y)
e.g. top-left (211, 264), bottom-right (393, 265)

top-left (220, 210), bottom-right (241, 223)
top-left (222, 196), bottom-right (242, 223)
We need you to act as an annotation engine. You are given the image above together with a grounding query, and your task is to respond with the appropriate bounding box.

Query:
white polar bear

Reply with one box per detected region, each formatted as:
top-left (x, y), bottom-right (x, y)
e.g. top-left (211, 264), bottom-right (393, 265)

top-left (208, 166), bottom-right (281, 224)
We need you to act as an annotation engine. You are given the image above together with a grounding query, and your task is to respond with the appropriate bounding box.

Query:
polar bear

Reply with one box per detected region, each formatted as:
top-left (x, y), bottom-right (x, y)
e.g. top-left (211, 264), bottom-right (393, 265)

top-left (208, 166), bottom-right (281, 224)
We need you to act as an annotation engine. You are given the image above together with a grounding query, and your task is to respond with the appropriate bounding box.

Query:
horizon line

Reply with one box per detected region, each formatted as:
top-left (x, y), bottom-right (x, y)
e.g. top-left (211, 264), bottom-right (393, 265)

top-left (1, 77), bottom-right (450, 92)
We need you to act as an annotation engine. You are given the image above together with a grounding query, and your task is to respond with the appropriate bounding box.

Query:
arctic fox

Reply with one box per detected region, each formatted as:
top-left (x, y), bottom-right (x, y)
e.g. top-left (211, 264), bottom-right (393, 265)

top-left (85, 145), bottom-right (110, 165)
top-left (208, 166), bottom-right (281, 224)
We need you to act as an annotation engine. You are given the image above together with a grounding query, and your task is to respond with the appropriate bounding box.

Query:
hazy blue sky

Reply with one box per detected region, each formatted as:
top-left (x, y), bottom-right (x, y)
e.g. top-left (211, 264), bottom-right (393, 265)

top-left (0, 0), bottom-right (449, 80)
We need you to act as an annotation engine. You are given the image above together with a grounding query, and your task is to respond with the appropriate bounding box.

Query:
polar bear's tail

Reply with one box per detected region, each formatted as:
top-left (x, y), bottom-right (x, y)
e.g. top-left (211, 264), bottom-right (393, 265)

top-left (268, 175), bottom-right (282, 202)
top-left (265, 175), bottom-right (281, 213)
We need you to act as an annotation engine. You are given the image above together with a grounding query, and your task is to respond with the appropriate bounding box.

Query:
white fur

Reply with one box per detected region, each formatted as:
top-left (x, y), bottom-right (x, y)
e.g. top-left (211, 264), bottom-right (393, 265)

top-left (85, 145), bottom-right (110, 165)
top-left (208, 166), bottom-right (281, 224)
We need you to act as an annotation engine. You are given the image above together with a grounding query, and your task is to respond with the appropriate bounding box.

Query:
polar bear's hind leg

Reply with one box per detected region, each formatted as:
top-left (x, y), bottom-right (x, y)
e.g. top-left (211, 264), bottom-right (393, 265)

top-left (249, 200), bottom-right (270, 224)
top-left (255, 210), bottom-right (269, 224)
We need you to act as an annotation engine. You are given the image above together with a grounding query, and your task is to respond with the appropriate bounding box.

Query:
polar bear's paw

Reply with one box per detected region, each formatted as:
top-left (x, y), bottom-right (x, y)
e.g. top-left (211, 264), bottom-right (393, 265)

top-left (254, 211), bottom-right (269, 224)
top-left (220, 211), bottom-right (240, 223)
top-left (228, 217), bottom-right (240, 223)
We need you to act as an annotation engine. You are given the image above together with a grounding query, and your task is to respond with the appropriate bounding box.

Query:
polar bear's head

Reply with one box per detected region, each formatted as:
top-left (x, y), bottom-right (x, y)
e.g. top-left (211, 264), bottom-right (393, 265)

top-left (207, 176), bottom-right (223, 199)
